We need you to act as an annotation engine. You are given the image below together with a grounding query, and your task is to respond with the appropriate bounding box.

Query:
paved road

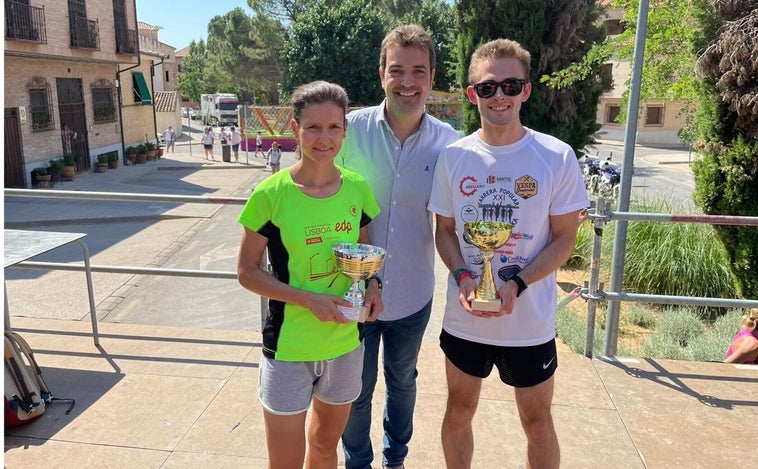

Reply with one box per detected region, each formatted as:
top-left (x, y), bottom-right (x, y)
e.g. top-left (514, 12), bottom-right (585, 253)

top-left (585, 141), bottom-right (695, 206)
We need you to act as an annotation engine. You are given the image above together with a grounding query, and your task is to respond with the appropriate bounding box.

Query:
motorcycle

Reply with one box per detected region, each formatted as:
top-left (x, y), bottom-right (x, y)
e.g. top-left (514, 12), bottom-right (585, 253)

top-left (598, 160), bottom-right (622, 200)
top-left (581, 155), bottom-right (602, 194)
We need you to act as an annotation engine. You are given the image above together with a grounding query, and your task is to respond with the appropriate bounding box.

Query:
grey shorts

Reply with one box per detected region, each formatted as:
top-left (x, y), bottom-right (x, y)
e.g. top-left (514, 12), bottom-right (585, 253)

top-left (258, 344), bottom-right (364, 415)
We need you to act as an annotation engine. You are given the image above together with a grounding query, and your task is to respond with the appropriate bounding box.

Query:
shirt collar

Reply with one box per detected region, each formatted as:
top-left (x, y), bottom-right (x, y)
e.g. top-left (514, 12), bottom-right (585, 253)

top-left (374, 99), bottom-right (429, 135)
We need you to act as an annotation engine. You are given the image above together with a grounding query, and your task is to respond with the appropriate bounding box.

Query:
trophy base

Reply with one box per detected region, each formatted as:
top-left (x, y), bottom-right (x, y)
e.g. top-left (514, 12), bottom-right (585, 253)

top-left (471, 298), bottom-right (502, 312)
top-left (338, 304), bottom-right (370, 322)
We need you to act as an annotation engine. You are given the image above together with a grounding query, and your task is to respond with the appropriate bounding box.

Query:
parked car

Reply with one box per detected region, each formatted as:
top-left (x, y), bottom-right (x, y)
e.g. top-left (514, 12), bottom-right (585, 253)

top-left (189, 108), bottom-right (199, 119)
top-left (156, 133), bottom-right (165, 145)
top-left (181, 107), bottom-right (189, 118)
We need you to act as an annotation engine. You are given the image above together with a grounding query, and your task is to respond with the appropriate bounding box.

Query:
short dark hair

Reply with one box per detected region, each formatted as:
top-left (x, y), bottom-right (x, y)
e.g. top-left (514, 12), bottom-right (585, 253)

top-left (380, 24), bottom-right (436, 72)
top-left (290, 80), bottom-right (349, 124)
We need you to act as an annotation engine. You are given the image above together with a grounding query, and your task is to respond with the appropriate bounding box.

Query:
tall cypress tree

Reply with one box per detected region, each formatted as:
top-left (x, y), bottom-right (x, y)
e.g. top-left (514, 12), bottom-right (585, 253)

top-left (456, 0), bottom-right (607, 153)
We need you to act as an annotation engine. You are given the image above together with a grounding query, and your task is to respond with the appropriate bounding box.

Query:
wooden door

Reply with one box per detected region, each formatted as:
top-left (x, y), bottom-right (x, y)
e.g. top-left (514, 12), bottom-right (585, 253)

top-left (4, 108), bottom-right (26, 188)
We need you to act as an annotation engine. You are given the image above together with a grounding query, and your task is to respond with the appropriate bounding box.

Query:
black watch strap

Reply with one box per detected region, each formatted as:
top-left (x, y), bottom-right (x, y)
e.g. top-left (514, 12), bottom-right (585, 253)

top-left (365, 276), bottom-right (383, 290)
top-left (509, 274), bottom-right (528, 297)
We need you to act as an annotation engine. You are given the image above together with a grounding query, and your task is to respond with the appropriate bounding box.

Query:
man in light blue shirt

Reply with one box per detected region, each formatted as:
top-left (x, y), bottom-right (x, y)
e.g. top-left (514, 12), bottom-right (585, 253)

top-left (337, 24), bottom-right (460, 469)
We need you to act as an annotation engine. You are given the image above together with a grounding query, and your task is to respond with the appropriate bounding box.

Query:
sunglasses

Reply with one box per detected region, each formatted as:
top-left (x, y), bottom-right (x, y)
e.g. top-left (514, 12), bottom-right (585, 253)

top-left (472, 78), bottom-right (526, 98)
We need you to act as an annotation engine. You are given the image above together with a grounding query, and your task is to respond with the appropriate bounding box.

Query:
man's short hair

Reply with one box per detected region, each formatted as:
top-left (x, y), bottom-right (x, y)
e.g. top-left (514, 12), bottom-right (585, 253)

top-left (380, 24), bottom-right (436, 71)
top-left (468, 38), bottom-right (531, 84)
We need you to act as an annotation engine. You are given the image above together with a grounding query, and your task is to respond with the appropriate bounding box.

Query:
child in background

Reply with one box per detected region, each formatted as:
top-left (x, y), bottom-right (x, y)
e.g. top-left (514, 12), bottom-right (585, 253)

top-left (268, 141), bottom-right (282, 174)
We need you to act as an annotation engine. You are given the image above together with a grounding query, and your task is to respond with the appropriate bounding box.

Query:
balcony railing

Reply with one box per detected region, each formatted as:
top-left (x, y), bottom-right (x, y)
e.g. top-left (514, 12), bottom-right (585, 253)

top-left (5, 1), bottom-right (47, 43)
top-left (115, 26), bottom-right (138, 54)
top-left (70, 16), bottom-right (99, 50)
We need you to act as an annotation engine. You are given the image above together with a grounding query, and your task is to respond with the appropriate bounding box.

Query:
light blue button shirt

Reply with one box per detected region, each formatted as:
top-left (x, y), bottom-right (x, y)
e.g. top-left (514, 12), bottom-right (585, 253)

top-left (336, 101), bottom-right (460, 320)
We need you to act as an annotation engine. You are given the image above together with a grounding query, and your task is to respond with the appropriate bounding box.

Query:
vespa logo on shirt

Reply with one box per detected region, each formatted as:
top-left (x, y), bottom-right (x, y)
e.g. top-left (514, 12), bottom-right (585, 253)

top-left (514, 175), bottom-right (538, 199)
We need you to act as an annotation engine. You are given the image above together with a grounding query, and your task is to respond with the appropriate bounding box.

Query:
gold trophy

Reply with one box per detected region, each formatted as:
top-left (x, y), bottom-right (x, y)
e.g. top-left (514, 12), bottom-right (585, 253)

top-left (464, 221), bottom-right (513, 312)
top-left (332, 243), bottom-right (387, 322)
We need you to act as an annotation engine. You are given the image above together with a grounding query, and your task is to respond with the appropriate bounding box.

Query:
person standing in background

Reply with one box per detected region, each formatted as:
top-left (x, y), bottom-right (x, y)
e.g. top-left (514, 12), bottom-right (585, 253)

top-left (429, 38), bottom-right (589, 469)
top-left (337, 24), bottom-right (460, 469)
top-left (229, 126), bottom-right (242, 163)
top-left (164, 125), bottom-right (176, 153)
top-left (61, 124), bottom-right (77, 154)
top-left (254, 131), bottom-right (265, 158)
top-left (202, 127), bottom-right (215, 160)
top-left (267, 141), bottom-right (282, 174)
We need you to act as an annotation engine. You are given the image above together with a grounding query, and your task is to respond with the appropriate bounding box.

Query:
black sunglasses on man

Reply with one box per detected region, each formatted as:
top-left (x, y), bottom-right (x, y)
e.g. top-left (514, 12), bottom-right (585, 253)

top-left (472, 78), bottom-right (527, 98)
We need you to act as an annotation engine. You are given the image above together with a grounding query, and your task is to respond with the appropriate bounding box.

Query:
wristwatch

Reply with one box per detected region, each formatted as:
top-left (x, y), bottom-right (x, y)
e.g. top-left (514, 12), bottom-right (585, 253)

top-left (365, 276), bottom-right (383, 290)
top-left (509, 274), bottom-right (528, 297)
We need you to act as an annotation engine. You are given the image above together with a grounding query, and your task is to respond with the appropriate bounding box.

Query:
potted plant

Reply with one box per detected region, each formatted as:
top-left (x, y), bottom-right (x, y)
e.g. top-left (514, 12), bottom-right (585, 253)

top-left (125, 145), bottom-right (137, 164)
top-left (61, 152), bottom-right (76, 181)
top-left (156, 139), bottom-right (164, 158)
top-left (135, 144), bottom-right (147, 164)
top-left (47, 158), bottom-right (63, 184)
top-left (144, 141), bottom-right (157, 161)
top-left (32, 167), bottom-right (51, 187)
top-left (96, 154), bottom-right (109, 173)
top-left (107, 151), bottom-right (119, 169)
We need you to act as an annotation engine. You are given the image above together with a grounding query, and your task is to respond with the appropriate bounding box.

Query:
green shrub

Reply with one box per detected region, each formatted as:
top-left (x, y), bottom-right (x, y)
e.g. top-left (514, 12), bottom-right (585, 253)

top-left (47, 159), bottom-right (63, 175)
top-left (686, 309), bottom-right (745, 362)
top-left (578, 197), bottom-right (737, 320)
top-left (693, 135), bottom-right (758, 299)
top-left (640, 334), bottom-right (689, 360)
top-left (625, 304), bottom-right (656, 328)
top-left (62, 153), bottom-right (75, 166)
top-left (556, 306), bottom-right (597, 355)
top-left (564, 217), bottom-right (593, 269)
top-left (655, 308), bottom-right (705, 347)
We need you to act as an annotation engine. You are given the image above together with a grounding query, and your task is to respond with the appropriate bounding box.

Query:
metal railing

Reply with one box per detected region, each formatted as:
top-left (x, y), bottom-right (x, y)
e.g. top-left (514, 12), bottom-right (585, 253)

top-left (5, 1), bottom-right (46, 43)
top-left (115, 26), bottom-right (138, 54)
top-left (70, 16), bottom-right (99, 49)
top-left (4, 189), bottom-right (265, 328)
top-left (582, 197), bottom-right (758, 358)
top-left (5, 189), bottom-right (758, 354)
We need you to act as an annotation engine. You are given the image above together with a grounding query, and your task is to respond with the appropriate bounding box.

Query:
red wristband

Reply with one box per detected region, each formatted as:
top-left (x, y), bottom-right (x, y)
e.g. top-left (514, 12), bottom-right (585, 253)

top-left (455, 270), bottom-right (474, 286)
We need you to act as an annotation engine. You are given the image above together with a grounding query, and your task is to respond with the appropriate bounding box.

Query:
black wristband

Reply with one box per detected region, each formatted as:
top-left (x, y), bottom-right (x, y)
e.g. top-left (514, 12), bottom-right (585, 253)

top-left (509, 274), bottom-right (528, 297)
top-left (365, 275), bottom-right (382, 290)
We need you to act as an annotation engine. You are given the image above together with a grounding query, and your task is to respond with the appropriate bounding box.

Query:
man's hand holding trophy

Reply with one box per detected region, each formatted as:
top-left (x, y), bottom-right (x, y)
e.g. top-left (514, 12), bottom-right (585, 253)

top-left (463, 221), bottom-right (514, 313)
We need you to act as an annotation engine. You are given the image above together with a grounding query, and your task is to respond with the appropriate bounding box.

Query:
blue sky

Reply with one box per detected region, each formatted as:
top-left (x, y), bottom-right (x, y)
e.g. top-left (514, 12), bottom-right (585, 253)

top-left (135, 1), bottom-right (254, 50)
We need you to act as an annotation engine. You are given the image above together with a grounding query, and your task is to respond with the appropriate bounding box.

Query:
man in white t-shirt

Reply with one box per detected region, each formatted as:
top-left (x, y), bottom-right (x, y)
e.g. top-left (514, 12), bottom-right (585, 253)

top-left (254, 131), bottom-right (264, 158)
top-left (428, 38), bottom-right (589, 469)
top-left (229, 126), bottom-right (242, 162)
top-left (164, 125), bottom-right (176, 153)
